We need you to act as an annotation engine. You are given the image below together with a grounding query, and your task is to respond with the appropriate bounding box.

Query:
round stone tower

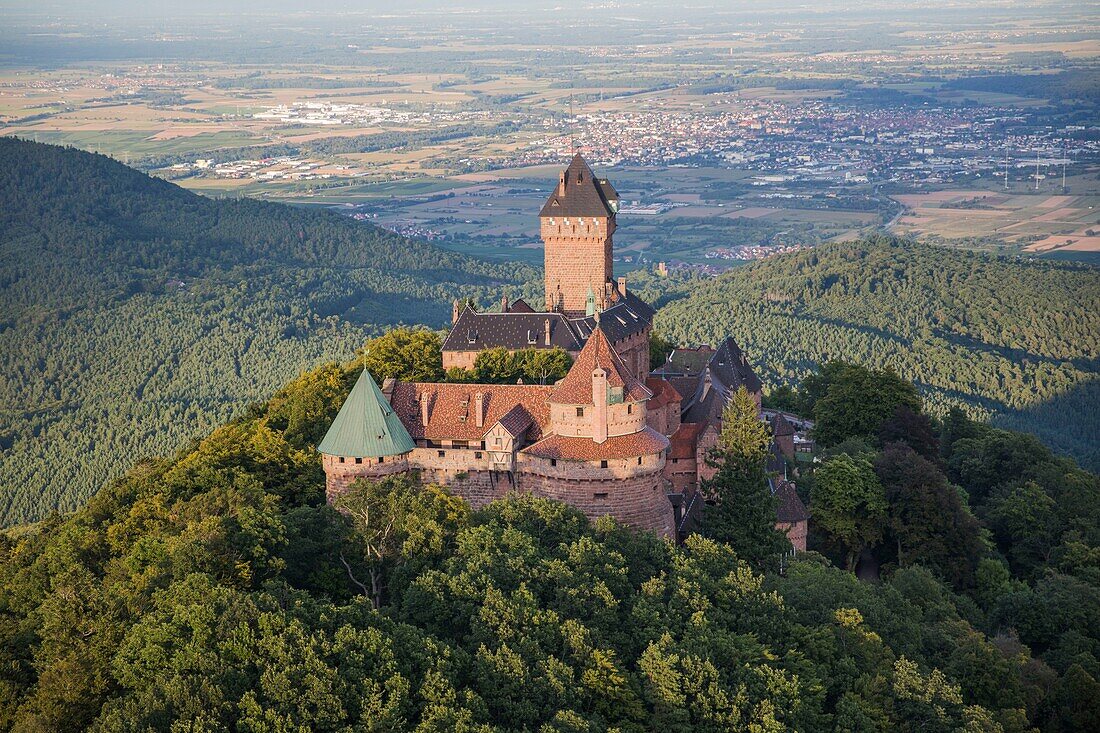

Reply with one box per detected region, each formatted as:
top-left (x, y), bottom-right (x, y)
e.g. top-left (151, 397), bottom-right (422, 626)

top-left (518, 329), bottom-right (674, 537)
top-left (318, 368), bottom-right (415, 504)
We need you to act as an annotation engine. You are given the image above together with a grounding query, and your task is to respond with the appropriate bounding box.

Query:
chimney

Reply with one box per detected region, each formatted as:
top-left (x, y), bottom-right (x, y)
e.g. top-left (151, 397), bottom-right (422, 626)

top-left (474, 392), bottom-right (485, 428)
top-left (452, 299), bottom-right (460, 325)
top-left (617, 276), bottom-right (627, 298)
top-left (559, 169), bottom-right (567, 195)
top-left (701, 368), bottom-right (712, 400)
top-left (500, 291), bottom-right (509, 313)
top-left (419, 392), bottom-right (430, 427)
top-left (544, 318), bottom-right (551, 346)
top-left (592, 368), bottom-right (608, 444)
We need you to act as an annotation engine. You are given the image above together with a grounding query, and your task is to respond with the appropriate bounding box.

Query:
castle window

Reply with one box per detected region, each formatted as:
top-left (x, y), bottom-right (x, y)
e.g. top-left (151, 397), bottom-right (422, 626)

top-left (475, 451), bottom-right (483, 459)
top-left (637, 457), bottom-right (643, 465)
top-left (594, 492), bottom-right (609, 500)
top-left (437, 450), bottom-right (446, 458)
top-left (378, 456), bottom-right (384, 464)
top-left (627, 404), bottom-right (633, 414)
top-left (338, 457), bottom-right (345, 463)
top-left (550, 459), bottom-right (557, 467)
top-left (600, 460), bottom-right (608, 469)
top-left (576, 407), bottom-right (584, 417)
top-left (355, 457), bottom-right (363, 464)
top-left (453, 440), bottom-right (468, 449)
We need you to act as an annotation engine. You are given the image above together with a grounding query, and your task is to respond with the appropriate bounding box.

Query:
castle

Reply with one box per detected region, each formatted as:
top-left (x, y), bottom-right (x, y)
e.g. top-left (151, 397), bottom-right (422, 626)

top-left (319, 154), bottom-right (808, 545)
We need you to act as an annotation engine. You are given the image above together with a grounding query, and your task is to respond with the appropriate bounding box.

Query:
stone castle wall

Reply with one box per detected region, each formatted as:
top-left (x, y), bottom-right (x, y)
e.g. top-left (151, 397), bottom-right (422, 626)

top-left (542, 217), bottom-right (613, 316)
top-left (663, 456), bottom-right (699, 495)
top-left (517, 452), bottom-right (673, 537)
top-left (323, 453), bottom-right (411, 504)
top-left (322, 446), bottom-right (673, 538)
top-left (441, 350), bottom-right (479, 371)
top-left (611, 328), bottom-right (650, 383)
top-left (778, 520), bottom-right (808, 553)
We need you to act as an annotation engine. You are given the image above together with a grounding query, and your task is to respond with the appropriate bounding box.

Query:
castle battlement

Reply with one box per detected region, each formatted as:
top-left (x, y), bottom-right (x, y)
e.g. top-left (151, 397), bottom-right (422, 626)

top-left (319, 155), bottom-right (804, 546)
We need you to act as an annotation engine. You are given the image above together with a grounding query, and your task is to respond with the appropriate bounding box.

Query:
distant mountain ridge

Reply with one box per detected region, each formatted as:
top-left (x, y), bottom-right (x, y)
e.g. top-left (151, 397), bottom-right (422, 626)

top-left (656, 238), bottom-right (1100, 470)
top-left (0, 138), bottom-right (538, 526)
top-left (2, 139), bottom-right (1097, 526)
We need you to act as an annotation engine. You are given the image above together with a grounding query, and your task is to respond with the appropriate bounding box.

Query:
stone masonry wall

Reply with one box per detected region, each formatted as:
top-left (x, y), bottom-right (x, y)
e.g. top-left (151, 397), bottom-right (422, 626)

top-left (518, 469), bottom-right (673, 538)
top-left (777, 520), bottom-right (808, 552)
top-left (517, 453), bottom-right (673, 538)
top-left (323, 453), bottom-right (411, 504)
top-left (542, 217), bottom-right (613, 316)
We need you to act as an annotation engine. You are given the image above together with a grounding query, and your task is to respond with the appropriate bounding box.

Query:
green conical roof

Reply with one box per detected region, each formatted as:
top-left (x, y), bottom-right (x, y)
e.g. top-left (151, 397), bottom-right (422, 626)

top-left (318, 369), bottom-right (415, 458)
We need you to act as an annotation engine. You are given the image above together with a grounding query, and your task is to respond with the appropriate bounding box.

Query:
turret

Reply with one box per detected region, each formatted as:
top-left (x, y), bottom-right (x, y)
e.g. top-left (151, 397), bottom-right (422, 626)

top-left (318, 369), bottom-right (416, 503)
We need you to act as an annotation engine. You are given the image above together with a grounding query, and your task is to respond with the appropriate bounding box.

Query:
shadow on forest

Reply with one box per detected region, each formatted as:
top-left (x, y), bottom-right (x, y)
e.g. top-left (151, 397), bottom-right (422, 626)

top-left (993, 376), bottom-right (1100, 473)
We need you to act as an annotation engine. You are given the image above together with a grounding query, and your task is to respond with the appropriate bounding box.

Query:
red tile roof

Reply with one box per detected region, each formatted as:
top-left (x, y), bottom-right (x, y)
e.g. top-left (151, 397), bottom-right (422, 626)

top-left (522, 426), bottom-right (670, 461)
top-left (772, 412), bottom-right (796, 437)
top-left (669, 422), bottom-right (706, 460)
top-left (646, 377), bottom-right (682, 410)
top-left (549, 328), bottom-right (651, 405)
top-left (390, 382), bottom-right (552, 442)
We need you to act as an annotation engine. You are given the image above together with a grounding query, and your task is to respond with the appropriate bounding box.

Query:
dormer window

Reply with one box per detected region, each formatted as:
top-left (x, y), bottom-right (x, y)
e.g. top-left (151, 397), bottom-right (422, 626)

top-left (467, 329), bottom-right (478, 344)
top-left (527, 330), bottom-right (537, 344)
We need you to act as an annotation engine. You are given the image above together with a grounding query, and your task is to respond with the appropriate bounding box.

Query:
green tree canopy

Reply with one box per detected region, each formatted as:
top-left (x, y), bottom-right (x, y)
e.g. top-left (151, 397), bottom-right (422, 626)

top-left (811, 453), bottom-right (888, 571)
top-left (361, 328), bottom-right (446, 382)
top-left (702, 388), bottom-right (789, 570)
top-left (811, 362), bottom-right (922, 447)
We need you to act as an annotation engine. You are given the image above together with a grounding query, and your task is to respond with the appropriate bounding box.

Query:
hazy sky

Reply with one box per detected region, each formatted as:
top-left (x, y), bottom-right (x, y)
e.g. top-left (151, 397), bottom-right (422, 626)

top-left (2, 0), bottom-right (1055, 17)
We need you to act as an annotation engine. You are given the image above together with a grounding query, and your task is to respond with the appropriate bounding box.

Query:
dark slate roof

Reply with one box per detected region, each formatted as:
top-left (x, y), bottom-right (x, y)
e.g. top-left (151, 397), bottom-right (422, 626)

top-left (539, 154), bottom-right (618, 218)
top-left (766, 441), bottom-right (786, 476)
top-left (709, 337), bottom-right (762, 394)
top-left (508, 298), bottom-right (535, 313)
top-left (441, 306), bottom-right (582, 352)
top-left (681, 372), bottom-right (728, 424)
top-left (666, 336), bottom-right (763, 423)
top-left (496, 404), bottom-right (535, 437)
top-left (773, 479), bottom-right (810, 523)
top-left (443, 289), bottom-right (654, 356)
top-left (658, 346), bottom-right (715, 376)
top-left (568, 291), bottom-right (653, 345)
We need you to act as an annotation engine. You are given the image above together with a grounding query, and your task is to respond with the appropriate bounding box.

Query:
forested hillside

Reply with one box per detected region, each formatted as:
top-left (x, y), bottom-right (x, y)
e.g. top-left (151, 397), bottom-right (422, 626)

top-left (655, 239), bottom-right (1100, 470)
top-left (3, 139), bottom-right (1097, 529)
top-left (0, 138), bottom-right (539, 526)
top-left (1, 351), bottom-right (1097, 731)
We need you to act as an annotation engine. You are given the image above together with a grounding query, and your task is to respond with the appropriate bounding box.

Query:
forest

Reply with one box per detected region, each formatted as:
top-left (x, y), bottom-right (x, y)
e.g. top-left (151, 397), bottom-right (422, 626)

top-left (655, 238), bottom-right (1100, 471)
top-left (2, 138), bottom-right (1097, 533)
top-left (0, 138), bottom-right (541, 526)
top-left (1, 344), bottom-right (1097, 732)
